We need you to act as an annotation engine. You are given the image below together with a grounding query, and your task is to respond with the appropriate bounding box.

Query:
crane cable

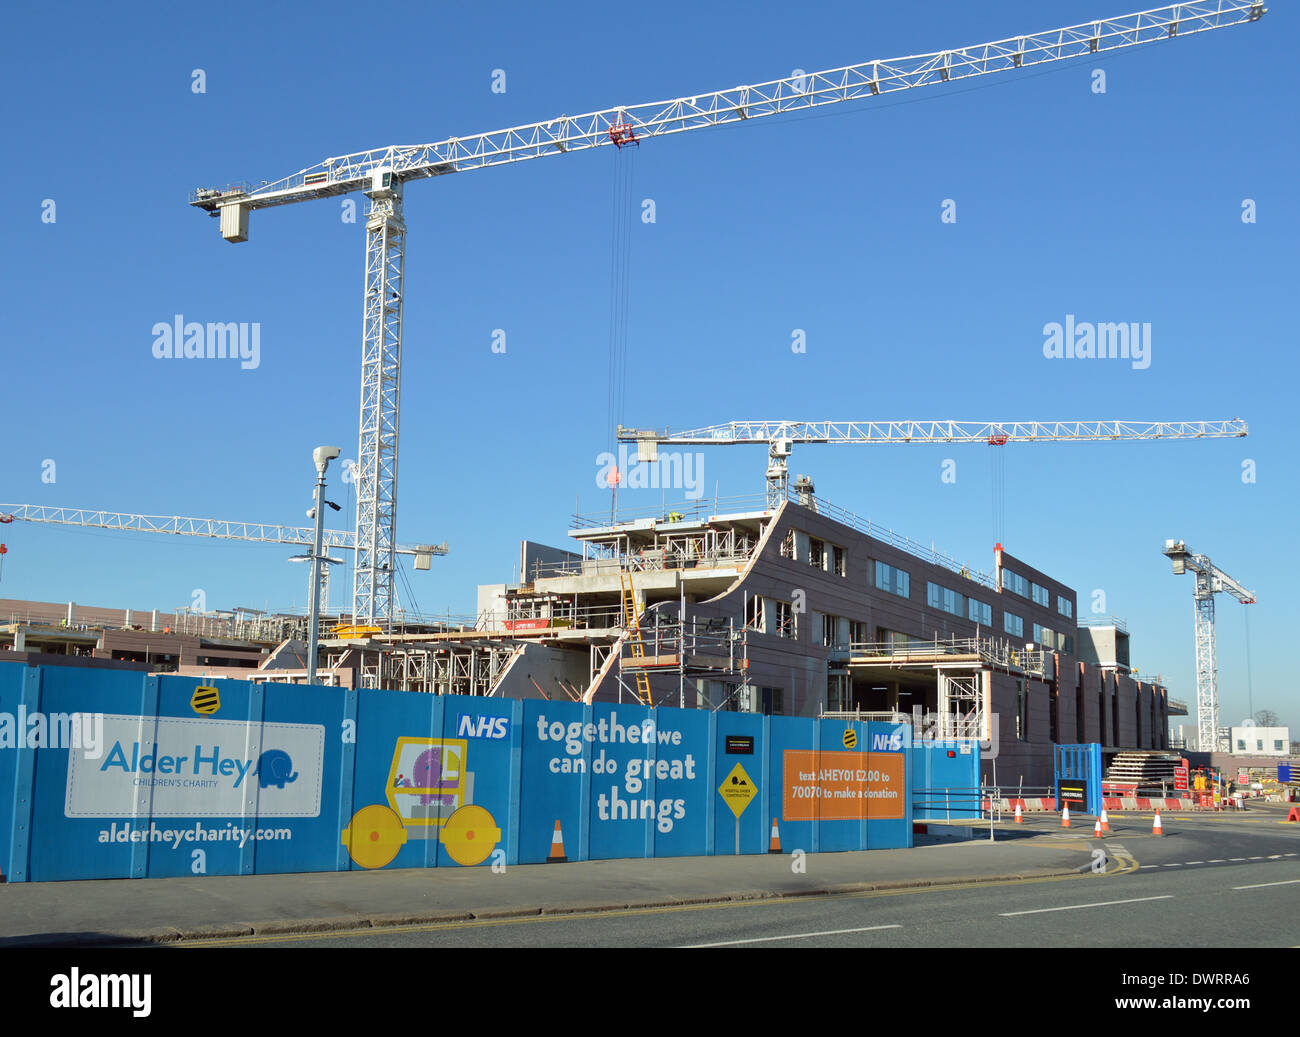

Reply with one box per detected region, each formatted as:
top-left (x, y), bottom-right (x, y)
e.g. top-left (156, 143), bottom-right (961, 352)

top-left (1244, 606), bottom-right (1254, 721)
top-left (606, 145), bottom-right (637, 520)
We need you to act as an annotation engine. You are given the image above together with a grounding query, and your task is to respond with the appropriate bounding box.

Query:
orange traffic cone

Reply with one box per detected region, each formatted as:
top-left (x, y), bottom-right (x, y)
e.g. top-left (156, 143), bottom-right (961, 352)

top-left (768, 819), bottom-right (781, 854)
top-left (1061, 803), bottom-right (1071, 828)
top-left (547, 819), bottom-right (567, 863)
top-left (1013, 803), bottom-right (1024, 824)
top-left (1287, 807), bottom-right (1299, 824)
top-left (1152, 810), bottom-right (1163, 836)
top-left (1100, 808), bottom-right (1110, 832)
top-left (1094, 817), bottom-right (1103, 837)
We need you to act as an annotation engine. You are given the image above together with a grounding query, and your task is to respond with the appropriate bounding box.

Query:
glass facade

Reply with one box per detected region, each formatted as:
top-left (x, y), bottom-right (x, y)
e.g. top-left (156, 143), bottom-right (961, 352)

top-left (1032, 582), bottom-right (1050, 607)
top-left (1057, 595), bottom-right (1073, 618)
top-left (875, 561), bottom-right (911, 599)
top-left (1002, 569), bottom-right (1030, 597)
top-left (1004, 611), bottom-right (1024, 638)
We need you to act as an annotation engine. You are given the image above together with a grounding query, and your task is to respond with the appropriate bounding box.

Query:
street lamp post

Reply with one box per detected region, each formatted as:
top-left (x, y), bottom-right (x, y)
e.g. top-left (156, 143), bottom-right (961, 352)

top-left (306, 446), bottom-right (341, 684)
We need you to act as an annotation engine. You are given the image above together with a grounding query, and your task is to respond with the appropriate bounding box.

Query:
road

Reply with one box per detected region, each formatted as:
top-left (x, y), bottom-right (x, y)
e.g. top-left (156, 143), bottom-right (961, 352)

top-left (184, 807), bottom-right (1299, 948)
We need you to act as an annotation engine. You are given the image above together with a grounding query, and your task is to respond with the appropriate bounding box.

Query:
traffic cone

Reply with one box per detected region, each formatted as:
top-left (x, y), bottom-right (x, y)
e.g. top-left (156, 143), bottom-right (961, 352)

top-left (1094, 817), bottom-right (1103, 838)
top-left (1100, 808), bottom-right (1110, 832)
top-left (768, 819), bottom-right (781, 854)
top-left (1152, 810), bottom-right (1163, 836)
top-left (1013, 802), bottom-right (1023, 824)
top-left (547, 819), bottom-right (567, 863)
top-left (1061, 803), bottom-right (1071, 828)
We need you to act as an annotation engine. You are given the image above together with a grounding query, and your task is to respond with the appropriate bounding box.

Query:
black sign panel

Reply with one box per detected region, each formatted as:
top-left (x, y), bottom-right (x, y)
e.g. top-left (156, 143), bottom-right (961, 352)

top-left (1057, 779), bottom-right (1088, 808)
top-left (725, 735), bottom-right (754, 755)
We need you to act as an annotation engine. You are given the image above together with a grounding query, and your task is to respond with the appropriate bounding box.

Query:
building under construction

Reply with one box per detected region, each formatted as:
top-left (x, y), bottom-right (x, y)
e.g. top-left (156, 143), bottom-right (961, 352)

top-left (303, 487), bottom-right (1183, 790)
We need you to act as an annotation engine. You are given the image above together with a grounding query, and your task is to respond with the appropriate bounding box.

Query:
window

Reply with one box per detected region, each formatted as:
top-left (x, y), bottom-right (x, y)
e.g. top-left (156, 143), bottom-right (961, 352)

top-left (849, 620), bottom-right (869, 645)
top-left (779, 530), bottom-right (795, 559)
top-left (1256, 739), bottom-right (1264, 751)
top-left (1275, 740), bottom-right (1285, 752)
top-left (968, 598), bottom-right (993, 626)
top-left (820, 613), bottom-right (840, 648)
top-left (776, 600), bottom-right (797, 639)
top-left (1032, 583), bottom-right (1050, 607)
top-left (927, 581), bottom-right (967, 618)
top-left (1057, 595), bottom-right (1073, 619)
top-left (1237, 739), bottom-right (1247, 751)
top-left (875, 561), bottom-right (910, 599)
top-left (746, 595), bottom-right (764, 632)
top-left (808, 538), bottom-right (825, 570)
top-left (1004, 611), bottom-right (1024, 638)
top-left (1033, 623), bottom-right (1055, 648)
top-left (1002, 569), bottom-right (1029, 597)
top-left (831, 544), bottom-right (847, 577)
top-left (1063, 635), bottom-right (1074, 655)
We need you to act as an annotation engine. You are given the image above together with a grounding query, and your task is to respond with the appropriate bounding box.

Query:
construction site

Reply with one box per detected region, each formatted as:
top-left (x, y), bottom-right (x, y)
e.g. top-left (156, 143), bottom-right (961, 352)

top-left (2, 2), bottom-right (1292, 812)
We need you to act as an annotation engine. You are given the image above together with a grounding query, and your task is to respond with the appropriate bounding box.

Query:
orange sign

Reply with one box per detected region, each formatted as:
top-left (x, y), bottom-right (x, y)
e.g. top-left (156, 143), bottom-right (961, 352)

top-left (782, 750), bottom-right (905, 821)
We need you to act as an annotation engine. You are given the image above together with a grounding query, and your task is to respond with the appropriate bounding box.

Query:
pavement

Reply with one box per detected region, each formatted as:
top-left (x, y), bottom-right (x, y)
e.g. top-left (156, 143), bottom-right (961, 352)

top-left (0, 823), bottom-right (1098, 947)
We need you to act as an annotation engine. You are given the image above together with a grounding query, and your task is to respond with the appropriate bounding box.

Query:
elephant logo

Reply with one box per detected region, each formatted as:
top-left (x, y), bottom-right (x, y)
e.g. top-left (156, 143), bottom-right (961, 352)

top-left (255, 749), bottom-right (299, 789)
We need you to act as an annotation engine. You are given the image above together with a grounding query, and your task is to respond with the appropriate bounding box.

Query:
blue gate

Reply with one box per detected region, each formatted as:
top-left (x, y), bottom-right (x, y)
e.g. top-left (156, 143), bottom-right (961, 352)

top-left (1054, 743), bottom-right (1102, 816)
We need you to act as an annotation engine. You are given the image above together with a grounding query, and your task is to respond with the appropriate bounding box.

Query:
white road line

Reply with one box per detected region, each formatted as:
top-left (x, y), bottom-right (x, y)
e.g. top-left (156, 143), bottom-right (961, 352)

top-left (1000, 895), bottom-right (1173, 918)
top-left (1164, 863), bottom-right (1182, 867)
top-left (681, 924), bottom-right (902, 947)
top-left (1208, 859), bottom-right (1226, 863)
top-left (1139, 865), bottom-right (1159, 869)
top-left (1268, 854), bottom-right (1282, 859)
top-left (1230, 858), bottom-right (1246, 861)
top-left (1232, 879), bottom-right (1300, 891)
top-left (1286, 853), bottom-right (1297, 857)
top-left (1186, 861), bottom-right (1205, 865)
top-left (1248, 856), bottom-right (1264, 860)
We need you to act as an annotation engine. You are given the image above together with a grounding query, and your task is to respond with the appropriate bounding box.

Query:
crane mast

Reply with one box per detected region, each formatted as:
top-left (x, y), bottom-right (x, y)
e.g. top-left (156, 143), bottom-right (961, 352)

top-left (189, 2), bottom-right (1266, 643)
top-left (1163, 539), bottom-right (1256, 751)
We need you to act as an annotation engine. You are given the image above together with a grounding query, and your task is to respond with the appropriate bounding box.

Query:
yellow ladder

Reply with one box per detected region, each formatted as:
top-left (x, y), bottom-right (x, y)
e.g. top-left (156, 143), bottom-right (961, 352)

top-left (619, 567), bottom-right (653, 706)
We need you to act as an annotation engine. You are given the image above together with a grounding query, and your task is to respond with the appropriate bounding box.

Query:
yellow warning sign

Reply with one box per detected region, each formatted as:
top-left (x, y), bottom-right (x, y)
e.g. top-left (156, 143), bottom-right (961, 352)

top-left (191, 685), bottom-right (220, 716)
top-left (719, 763), bottom-right (757, 819)
top-left (842, 727), bottom-right (857, 749)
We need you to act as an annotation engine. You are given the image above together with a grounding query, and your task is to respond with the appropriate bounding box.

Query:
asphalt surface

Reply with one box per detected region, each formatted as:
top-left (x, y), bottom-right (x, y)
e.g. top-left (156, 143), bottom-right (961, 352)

top-left (2, 803), bottom-right (1295, 948)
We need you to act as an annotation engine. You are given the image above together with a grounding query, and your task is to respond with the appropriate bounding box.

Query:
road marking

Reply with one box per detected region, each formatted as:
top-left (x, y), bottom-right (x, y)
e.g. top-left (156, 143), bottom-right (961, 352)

top-left (1230, 858), bottom-right (1246, 861)
top-left (1000, 895), bottom-right (1173, 917)
top-left (1208, 859), bottom-right (1226, 863)
top-left (1186, 861), bottom-right (1204, 865)
top-left (1139, 865), bottom-right (1159, 870)
top-left (1232, 879), bottom-right (1300, 891)
top-left (1164, 863), bottom-right (1182, 867)
top-left (1268, 854), bottom-right (1282, 859)
top-left (681, 924), bottom-right (902, 947)
top-left (1248, 856), bottom-right (1263, 860)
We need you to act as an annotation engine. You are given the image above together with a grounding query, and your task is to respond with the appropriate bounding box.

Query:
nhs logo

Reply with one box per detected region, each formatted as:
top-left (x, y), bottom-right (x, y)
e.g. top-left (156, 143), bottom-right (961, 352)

top-left (870, 730), bottom-right (904, 752)
top-left (456, 713), bottom-right (509, 740)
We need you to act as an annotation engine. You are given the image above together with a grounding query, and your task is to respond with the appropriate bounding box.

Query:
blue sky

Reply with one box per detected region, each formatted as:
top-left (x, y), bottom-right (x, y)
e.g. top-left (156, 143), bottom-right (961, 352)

top-left (1, 1), bottom-right (1294, 731)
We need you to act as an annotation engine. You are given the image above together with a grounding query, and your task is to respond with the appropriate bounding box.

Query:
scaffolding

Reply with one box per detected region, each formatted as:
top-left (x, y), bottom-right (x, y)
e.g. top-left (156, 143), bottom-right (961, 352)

top-left (612, 613), bottom-right (750, 708)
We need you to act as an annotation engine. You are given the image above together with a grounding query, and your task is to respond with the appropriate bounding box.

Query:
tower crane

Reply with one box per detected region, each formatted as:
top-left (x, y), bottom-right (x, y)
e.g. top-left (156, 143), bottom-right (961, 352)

top-left (0, 504), bottom-right (448, 615)
top-left (618, 419), bottom-right (1249, 508)
top-left (1162, 539), bottom-right (1256, 752)
top-left (190, 3), bottom-right (1266, 636)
